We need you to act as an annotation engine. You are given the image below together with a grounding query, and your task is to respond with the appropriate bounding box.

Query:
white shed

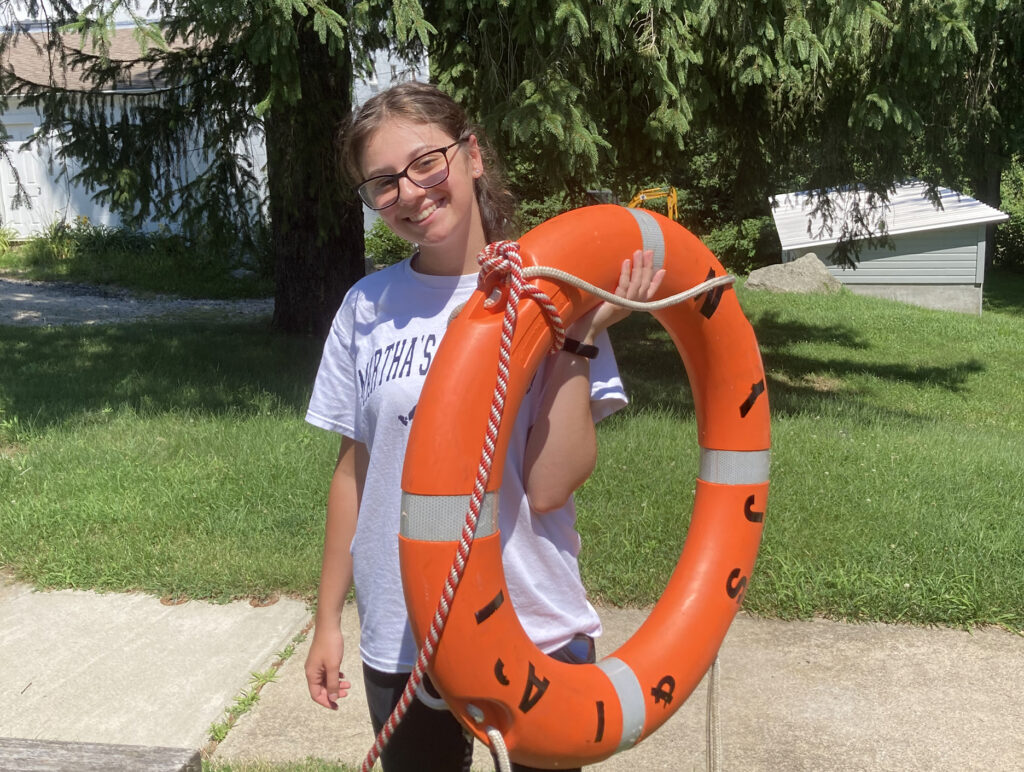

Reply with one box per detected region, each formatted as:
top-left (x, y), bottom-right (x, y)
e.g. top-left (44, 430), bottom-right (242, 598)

top-left (770, 181), bottom-right (1009, 314)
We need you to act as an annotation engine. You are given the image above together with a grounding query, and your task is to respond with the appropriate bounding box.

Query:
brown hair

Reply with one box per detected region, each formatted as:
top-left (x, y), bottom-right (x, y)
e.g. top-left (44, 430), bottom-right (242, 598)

top-left (340, 81), bottom-right (518, 242)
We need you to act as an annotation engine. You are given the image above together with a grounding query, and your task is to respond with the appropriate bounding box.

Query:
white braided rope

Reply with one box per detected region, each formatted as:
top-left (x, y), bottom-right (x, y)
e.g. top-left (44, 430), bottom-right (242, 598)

top-left (486, 726), bottom-right (513, 772)
top-left (523, 265), bottom-right (735, 311)
top-left (706, 656), bottom-right (723, 772)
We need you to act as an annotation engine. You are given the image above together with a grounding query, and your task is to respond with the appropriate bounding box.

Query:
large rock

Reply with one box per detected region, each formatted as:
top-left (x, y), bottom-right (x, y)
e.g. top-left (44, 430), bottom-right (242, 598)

top-left (745, 253), bottom-right (841, 294)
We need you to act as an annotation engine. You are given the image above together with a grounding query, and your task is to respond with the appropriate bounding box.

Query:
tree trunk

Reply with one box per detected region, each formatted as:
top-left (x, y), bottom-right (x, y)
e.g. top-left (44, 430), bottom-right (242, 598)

top-left (971, 146), bottom-right (1005, 278)
top-left (265, 22), bottom-right (364, 338)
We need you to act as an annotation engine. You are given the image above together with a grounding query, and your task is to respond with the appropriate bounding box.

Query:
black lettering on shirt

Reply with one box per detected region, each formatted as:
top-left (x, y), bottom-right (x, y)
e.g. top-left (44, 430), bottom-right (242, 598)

top-left (387, 339), bottom-right (408, 381)
top-left (420, 334), bottom-right (437, 375)
top-left (399, 337), bottom-right (417, 379)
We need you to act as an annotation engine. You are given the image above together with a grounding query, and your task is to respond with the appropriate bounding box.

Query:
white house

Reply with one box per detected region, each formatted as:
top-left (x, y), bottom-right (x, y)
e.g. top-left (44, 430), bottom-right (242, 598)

top-left (770, 181), bottom-right (1009, 314)
top-left (1, 22), bottom-right (425, 238)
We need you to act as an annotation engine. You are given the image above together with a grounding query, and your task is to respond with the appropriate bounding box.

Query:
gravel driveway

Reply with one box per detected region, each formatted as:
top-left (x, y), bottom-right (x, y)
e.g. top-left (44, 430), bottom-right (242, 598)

top-left (0, 277), bottom-right (273, 327)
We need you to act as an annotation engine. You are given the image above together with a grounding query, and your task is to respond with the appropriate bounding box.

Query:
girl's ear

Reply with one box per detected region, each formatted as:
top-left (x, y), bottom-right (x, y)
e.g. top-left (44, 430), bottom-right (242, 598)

top-left (466, 134), bottom-right (484, 177)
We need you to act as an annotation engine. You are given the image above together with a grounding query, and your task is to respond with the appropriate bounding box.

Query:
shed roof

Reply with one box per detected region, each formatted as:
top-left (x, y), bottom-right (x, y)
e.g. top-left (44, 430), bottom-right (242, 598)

top-left (770, 181), bottom-right (1009, 253)
top-left (2, 25), bottom-right (180, 93)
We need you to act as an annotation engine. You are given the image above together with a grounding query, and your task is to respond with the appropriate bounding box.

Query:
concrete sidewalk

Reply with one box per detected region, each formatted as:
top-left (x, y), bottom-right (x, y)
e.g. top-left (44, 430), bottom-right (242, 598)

top-left (2, 573), bottom-right (1022, 770)
top-left (0, 576), bottom-right (308, 752)
top-left (216, 605), bottom-right (1024, 771)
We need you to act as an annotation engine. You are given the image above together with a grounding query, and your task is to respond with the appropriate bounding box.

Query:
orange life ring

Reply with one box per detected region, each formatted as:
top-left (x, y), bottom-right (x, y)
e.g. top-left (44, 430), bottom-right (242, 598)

top-left (398, 204), bottom-right (770, 767)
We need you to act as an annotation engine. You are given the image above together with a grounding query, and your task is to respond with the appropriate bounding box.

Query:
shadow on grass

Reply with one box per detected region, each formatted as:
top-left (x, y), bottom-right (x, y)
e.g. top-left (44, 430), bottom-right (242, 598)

top-left (0, 319), bottom-right (325, 433)
top-left (983, 266), bottom-right (1024, 316)
top-left (608, 314), bottom-right (695, 417)
top-left (2, 297), bottom-right (991, 435)
top-left (752, 310), bottom-right (984, 412)
top-left (609, 309), bottom-right (985, 420)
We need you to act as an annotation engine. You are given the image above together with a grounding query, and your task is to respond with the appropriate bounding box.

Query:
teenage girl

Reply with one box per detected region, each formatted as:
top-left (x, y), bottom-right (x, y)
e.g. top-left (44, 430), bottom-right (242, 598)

top-left (303, 81), bottom-right (664, 771)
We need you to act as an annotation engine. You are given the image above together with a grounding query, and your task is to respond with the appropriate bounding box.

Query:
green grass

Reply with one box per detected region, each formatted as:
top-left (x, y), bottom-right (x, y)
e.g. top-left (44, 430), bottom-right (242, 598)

top-left (1, 272), bottom-right (1023, 631)
top-left (579, 275), bottom-right (1024, 629)
top-left (0, 320), bottom-right (333, 599)
top-left (0, 221), bottom-right (272, 299)
top-left (205, 763), bottom-right (355, 772)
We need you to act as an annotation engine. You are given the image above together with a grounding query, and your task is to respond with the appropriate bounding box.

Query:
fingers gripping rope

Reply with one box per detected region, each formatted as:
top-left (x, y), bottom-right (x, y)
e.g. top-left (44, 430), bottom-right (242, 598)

top-left (360, 241), bottom-right (562, 772)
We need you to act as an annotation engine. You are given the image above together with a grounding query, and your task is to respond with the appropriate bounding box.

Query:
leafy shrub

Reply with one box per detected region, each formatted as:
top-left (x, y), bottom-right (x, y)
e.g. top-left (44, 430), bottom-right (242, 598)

top-left (0, 224), bottom-right (18, 256)
top-left (364, 217), bottom-right (413, 268)
top-left (995, 157), bottom-right (1024, 272)
top-left (3, 216), bottom-right (272, 298)
top-left (14, 221), bottom-right (78, 267)
top-left (700, 216), bottom-right (780, 274)
top-left (516, 193), bottom-right (570, 233)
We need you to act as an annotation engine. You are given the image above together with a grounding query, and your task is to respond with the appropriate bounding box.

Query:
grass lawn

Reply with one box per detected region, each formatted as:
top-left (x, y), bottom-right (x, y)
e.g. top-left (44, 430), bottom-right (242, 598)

top-left (205, 763), bottom-right (355, 772)
top-left (1, 270), bottom-right (1022, 630)
top-left (583, 272), bottom-right (1024, 629)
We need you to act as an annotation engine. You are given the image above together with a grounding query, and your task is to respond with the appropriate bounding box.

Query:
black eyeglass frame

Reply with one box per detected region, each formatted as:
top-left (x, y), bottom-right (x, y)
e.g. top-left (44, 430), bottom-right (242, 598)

top-left (355, 138), bottom-right (468, 210)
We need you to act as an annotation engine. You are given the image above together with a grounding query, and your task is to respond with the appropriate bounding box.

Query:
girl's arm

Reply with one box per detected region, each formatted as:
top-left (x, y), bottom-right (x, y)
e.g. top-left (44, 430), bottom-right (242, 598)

top-left (523, 250), bottom-right (664, 512)
top-left (304, 435), bottom-right (367, 709)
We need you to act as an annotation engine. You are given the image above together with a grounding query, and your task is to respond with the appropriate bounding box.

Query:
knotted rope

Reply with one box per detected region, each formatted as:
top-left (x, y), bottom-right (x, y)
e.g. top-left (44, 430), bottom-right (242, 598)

top-left (360, 240), bottom-right (563, 772)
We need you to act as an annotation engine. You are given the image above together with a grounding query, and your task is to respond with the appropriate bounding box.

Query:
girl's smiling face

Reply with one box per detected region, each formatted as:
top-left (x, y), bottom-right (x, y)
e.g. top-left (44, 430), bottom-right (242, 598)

top-left (360, 120), bottom-right (483, 263)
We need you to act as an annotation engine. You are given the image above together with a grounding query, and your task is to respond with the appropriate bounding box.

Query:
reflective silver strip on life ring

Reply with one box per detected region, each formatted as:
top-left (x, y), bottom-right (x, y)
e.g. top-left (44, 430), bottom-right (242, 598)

top-left (625, 208), bottom-right (666, 271)
top-left (699, 449), bottom-right (771, 485)
top-left (400, 491), bottom-right (499, 541)
top-left (596, 657), bottom-right (645, 751)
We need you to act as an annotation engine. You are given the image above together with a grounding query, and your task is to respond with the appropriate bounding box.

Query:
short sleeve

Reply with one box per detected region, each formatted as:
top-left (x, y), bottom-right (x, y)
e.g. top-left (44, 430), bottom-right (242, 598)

top-left (587, 329), bottom-right (628, 423)
top-left (306, 292), bottom-right (362, 441)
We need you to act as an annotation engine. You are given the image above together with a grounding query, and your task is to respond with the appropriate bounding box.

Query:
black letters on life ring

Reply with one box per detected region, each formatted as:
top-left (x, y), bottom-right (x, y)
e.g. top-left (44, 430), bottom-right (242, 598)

top-left (595, 700), bottom-right (606, 743)
top-left (651, 675), bottom-right (676, 706)
top-left (726, 568), bottom-right (748, 605)
top-left (698, 268), bottom-right (725, 319)
top-left (744, 495), bottom-right (764, 523)
top-left (739, 379), bottom-right (766, 418)
top-left (518, 661), bottom-right (550, 713)
top-left (475, 590), bottom-right (505, 624)
top-left (494, 658), bottom-right (510, 686)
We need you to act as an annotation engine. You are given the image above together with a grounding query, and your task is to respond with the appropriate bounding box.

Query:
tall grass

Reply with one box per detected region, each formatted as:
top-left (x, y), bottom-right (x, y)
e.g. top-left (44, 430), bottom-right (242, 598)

top-left (1, 273), bottom-right (1022, 630)
top-left (0, 218), bottom-right (272, 298)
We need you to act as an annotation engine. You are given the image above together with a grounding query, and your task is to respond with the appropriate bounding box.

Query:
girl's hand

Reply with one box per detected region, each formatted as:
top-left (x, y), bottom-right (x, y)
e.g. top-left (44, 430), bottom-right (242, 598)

top-left (305, 625), bottom-right (351, 709)
top-left (567, 249), bottom-right (665, 343)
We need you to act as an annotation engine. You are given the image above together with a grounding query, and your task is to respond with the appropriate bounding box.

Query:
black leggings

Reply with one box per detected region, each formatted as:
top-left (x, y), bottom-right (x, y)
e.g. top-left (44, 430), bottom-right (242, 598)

top-left (362, 634), bottom-right (596, 772)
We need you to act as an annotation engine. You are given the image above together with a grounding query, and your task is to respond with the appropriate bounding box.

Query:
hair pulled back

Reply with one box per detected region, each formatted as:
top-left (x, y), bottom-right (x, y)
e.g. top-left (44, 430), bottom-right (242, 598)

top-left (341, 81), bottom-right (518, 242)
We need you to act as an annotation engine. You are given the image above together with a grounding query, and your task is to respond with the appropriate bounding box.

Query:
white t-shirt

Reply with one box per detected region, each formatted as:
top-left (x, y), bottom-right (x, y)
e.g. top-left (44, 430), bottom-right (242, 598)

top-left (306, 257), bottom-right (627, 673)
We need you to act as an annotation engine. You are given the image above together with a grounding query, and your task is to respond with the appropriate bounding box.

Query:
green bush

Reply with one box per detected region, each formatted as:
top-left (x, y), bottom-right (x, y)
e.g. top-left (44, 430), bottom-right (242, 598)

top-left (18, 221), bottom-right (78, 266)
top-left (364, 217), bottom-right (413, 268)
top-left (0, 224), bottom-right (18, 256)
top-left (700, 216), bottom-right (779, 274)
top-left (995, 157), bottom-right (1024, 272)
top-left (516, 193), bottom-right (570, 233)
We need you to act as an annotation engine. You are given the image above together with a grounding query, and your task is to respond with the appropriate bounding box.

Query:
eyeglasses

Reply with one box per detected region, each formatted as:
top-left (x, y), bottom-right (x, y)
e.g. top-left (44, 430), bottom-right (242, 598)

top-left (356, 138), bottom-right (468, 210)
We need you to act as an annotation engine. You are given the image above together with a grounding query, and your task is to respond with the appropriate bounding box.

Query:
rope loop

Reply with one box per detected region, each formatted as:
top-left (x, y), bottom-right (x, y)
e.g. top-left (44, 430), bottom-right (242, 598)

top-left (485, 726), bottom-right (513, 772)
top-left (478, 240), bottom-right (566, 353)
